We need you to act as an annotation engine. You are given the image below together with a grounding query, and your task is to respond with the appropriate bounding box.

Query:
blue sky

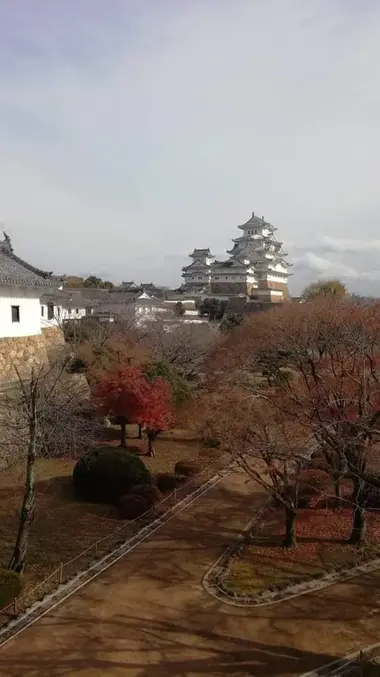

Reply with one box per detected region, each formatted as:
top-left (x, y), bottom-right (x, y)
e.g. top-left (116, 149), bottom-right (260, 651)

top-left (0, 0), bottom-right (380, 293)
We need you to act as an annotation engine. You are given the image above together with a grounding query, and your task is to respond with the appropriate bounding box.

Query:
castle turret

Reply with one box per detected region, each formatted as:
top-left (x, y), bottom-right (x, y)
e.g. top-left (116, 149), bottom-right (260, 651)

top-left (210, 211), bottom-right (291, 301)
top-left (181, 248), bottom-right (214, 293)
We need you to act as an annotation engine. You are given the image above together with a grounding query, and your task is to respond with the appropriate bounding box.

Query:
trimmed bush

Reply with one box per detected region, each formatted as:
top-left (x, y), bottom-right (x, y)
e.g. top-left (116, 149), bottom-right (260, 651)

top-left (155, 473), bottom-right (177, 493)
top-left (119, 494), bottom-right (150, 520)
top-left (129, 484), bottom-right (161, 506)
top-left (0, 569), bottom-right (22, 610)
top-left (73, 446), bottom-right (151, 504)
top-left (174, 460), bottom-right (200, 477)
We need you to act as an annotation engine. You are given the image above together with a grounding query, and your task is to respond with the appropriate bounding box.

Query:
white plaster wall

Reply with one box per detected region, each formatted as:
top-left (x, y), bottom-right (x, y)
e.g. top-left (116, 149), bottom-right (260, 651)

top-left (0, 285), bottom-right (42, 338)
top-left (61, 307), bottom-right (87, 321)
top-left (266, 274), bottom-right (288, 283)
top-left (40, 304), bottom-right (63, 328)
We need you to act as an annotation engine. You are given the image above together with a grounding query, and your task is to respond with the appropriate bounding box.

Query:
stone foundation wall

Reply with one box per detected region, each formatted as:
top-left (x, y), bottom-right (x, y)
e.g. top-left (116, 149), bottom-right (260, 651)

top-left (42, 326), bottom-right (65, 349)
top-left (0, 327), bottom-right (65, 382)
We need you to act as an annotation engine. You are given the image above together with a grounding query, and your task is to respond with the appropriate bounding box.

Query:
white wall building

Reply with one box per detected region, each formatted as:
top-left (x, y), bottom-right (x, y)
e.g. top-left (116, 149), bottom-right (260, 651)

top-left (0, 233), bottom-right (59, 338)
top-left (40, 290), bottom-right (91, 329)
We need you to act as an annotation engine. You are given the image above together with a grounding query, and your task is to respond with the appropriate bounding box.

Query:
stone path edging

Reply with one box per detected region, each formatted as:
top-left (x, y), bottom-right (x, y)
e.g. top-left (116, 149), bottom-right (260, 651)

top-left (203, 501), bottom-right (380, 608)
top-left (0, 464), bottom-right (232, 649)
top-left (298, 640), bottom-right (380, 677)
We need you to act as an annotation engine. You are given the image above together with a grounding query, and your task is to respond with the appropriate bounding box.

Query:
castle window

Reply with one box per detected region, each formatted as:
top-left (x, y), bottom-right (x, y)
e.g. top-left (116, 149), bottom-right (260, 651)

top-left (11, 305), bottom-right (20, 323)
top-left (215, 276), bottom-right (219, 280)
top-left (47, 303), bottom-right (54, 320)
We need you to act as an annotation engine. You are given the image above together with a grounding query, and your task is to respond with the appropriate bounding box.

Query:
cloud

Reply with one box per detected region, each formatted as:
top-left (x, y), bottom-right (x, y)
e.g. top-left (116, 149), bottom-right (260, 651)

top-left (293, 251), bottom-right (359, 278)
top-left (322, 236), bottom-right (380, 253)
top-left (0, 1), bottom-right (380, 291)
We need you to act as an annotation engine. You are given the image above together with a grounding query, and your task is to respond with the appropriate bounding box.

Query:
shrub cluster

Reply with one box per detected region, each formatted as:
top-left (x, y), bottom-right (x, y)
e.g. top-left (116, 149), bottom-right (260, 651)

top-left (73, 446), bottom-right (151, 504)
top-left (0, 569), bottom-right (22, 610)
top-left (130, 484), bottom-right (161, 505)
top-left (174, 460), bottom-right (200, 477)
top-left (119, 495), bottom-right (150, 520)
top-left (155, 473), bottom-right (177, 492)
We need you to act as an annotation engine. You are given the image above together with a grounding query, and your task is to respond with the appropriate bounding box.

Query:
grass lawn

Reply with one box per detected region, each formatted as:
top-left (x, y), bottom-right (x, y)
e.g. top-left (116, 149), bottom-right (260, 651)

top-left (0, 425), bottom-right (220, 611)
top-left (224, 475), bottom-right (380, 596)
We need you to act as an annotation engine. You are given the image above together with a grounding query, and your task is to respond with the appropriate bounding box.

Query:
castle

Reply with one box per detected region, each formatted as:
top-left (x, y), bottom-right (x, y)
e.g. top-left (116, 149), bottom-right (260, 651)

top-left (181, 211), bottom-right (291, 302)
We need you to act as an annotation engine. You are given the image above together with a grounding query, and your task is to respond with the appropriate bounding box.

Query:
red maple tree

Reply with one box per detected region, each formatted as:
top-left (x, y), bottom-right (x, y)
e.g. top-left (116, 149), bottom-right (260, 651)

top-left (141, 377), bottom-right (174, 456)
top-left (93, 366), bottom-right (173, 452)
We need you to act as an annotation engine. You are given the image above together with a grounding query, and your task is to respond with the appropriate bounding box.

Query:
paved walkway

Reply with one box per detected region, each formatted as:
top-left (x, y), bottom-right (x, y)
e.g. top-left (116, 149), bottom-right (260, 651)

top-left (1, 471), bottom-right (380, 677)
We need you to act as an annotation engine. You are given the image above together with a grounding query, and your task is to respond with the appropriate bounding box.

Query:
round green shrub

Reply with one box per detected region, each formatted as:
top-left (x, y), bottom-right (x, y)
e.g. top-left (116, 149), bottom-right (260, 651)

top-left (174, 459), bottom-right (200, 477)
top-left (73, 446), bottom-right (151, 504)
top-left (129, 484), bottom-right (161, 506)
top-left (155, 473), bottom-right (177, 492)
top-left (0, 569), bottom-right (22, 610)
top-left (119, 494), bottom-right (150, 520)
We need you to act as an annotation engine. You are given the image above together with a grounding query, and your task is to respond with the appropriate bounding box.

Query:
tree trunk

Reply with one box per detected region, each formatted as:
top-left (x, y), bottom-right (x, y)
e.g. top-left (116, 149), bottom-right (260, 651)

top-left (283, 506), bottom-right (297, 548)
top-left (147, 430), bottom-right (156, 457)
top-left (9, 424), bottom-right (37, 573)
top-left (137, 424), bottom-right (143, 440)
top-left (349, 477), bottom-right (366, 546)
top-left (334, 478), bottom-right (341, 499)
top-left (120, 418), bottom-right (127, 448)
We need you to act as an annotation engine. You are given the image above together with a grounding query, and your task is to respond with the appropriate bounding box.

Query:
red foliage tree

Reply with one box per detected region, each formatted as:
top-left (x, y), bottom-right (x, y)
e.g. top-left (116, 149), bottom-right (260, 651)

top-left (140, 377), bottom-right (174, 456)
top-left (93, 366), bottom-right (173, 453)
top-left (93, 366), bottom-right (149, 447)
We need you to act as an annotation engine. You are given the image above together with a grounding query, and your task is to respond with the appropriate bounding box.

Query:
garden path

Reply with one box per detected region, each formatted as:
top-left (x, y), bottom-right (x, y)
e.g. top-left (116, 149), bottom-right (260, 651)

top-left (0, 471), bottom-right (380, 676)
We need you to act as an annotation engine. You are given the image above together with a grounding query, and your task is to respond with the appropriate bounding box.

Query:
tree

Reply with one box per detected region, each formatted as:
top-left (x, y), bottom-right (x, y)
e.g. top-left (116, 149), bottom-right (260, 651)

top-left (199, 298), bottom-right (227, 321)
top-left (63, 276), bottom-right (85, 288)
top-left (200, 388), bottom-right (309, 547)
top-left (141, 378), bottom-right (173, 457)
top-left (93, 366), bottom-right (149, 448)
top-left (220, 313), bottom-right (244, 332)
top-left (174, 301), bottom-right (185, 317)
top-left (146, 321), bottom-right (217, 381)
top-left (144, 360), bottom-right (190, 405)
top-left (301, 279), bottom-right (347, 301)
top-left (84, 275), bottom-right (103, 289)
top-left (93, 366), bottom-right (173, 455)
top-left (0, 361), bottom-right (97, 574)
top-left (210, 298), bottom-right (380, 546)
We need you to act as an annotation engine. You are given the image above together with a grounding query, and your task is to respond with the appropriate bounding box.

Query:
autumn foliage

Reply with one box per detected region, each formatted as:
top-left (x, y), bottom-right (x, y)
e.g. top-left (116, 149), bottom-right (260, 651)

top-left (204, 297), bottom-right (380, 547)
top-left (93, 365), bottom-right (173, 452)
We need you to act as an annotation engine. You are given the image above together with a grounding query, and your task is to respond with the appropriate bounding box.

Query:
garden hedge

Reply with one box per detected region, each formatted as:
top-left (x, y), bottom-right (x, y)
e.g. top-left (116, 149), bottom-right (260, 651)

top-left (119, 494), bottom-right (150, 520)
top-left (174, 460), bottom-right (200, 478)
top-left (129, 484), bottom-right (161, 506)
top-left (73, 446), bottom-right (151, 504)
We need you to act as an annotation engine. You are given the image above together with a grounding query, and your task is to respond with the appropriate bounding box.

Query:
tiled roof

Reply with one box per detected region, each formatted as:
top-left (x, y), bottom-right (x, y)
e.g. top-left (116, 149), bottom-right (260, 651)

top-left (190, 248), bottom-right (213, 258)
top-left (0, 234), bottom-right (57, 288)
top-left (238, 211), bottom-right (277, 231)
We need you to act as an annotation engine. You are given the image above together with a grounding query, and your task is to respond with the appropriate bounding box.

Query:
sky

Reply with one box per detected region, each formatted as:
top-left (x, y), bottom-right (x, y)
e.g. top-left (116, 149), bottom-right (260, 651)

top-left (0, 0), bottom-right (380, 294)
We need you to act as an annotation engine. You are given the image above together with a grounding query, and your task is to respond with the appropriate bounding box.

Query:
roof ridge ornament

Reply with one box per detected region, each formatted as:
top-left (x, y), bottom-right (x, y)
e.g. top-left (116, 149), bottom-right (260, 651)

top-left (2, 230), bottom-right (13, 251)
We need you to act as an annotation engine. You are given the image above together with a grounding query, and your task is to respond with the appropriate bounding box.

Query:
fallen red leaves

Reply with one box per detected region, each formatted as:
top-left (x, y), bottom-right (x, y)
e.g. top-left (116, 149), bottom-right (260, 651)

top-left (251, 499), bottom-right (380, 570)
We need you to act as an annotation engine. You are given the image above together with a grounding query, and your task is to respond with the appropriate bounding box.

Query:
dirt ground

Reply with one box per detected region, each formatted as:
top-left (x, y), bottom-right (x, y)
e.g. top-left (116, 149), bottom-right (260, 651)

top-left (0, 426), bottom-right (216, 593)
top-left (1, 470), bottom-right (380, 677)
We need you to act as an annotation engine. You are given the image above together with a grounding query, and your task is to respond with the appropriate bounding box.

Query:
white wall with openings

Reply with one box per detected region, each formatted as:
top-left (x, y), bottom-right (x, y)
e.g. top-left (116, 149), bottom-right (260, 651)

top-left (0, 285), bottom-right (42, 338)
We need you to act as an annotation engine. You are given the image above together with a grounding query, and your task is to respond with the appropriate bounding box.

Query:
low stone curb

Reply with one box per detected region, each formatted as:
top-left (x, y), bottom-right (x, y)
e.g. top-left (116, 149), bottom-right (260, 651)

top-left (0, 464), bottom-right (233, 648)
top-left (299, 641), bottom-right (380, 677)
top-left (209, 554), bottom-right (380, 607)
top-left (204, 478), bottom-right (380, 608)
top-left (204, 522), bottom-right (380, 608)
